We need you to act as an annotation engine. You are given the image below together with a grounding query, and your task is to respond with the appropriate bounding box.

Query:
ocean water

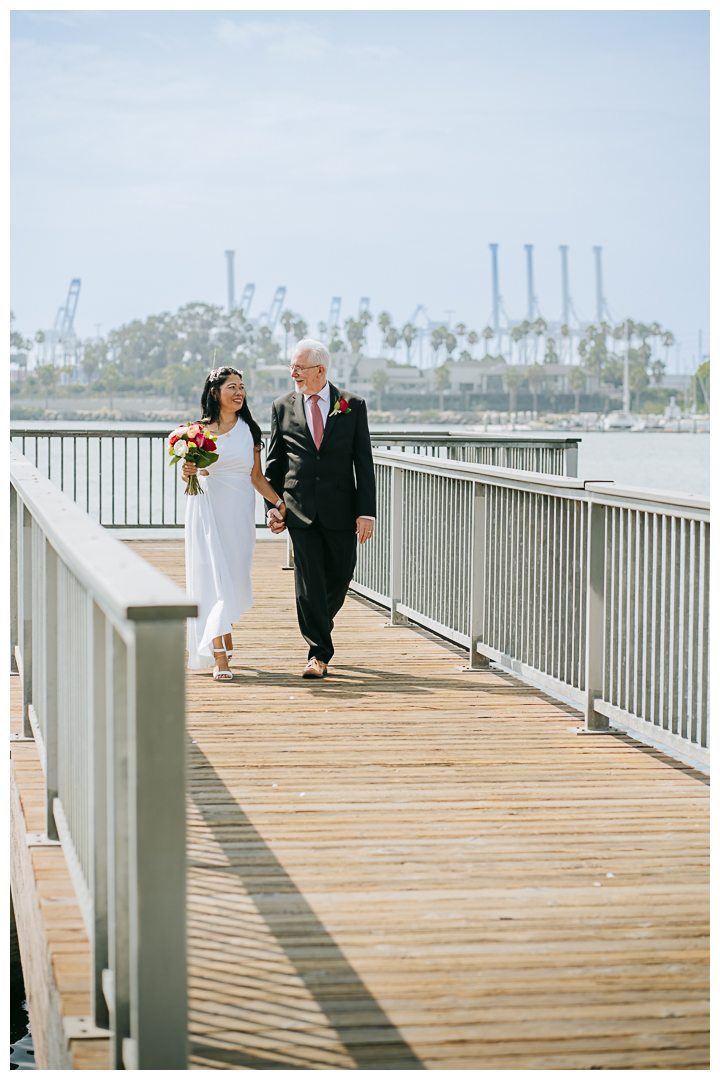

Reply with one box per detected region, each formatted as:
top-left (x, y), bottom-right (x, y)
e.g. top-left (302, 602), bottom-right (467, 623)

top-left (564, 431), bottom-right (709, 497)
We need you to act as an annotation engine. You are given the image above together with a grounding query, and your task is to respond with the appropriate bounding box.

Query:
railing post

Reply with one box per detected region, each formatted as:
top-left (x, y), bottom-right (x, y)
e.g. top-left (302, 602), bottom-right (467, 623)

top-left (20, 502), bottom-right (33, 737)
top-left (11, 485), bottom-right (18, 672)
top-left (44, 540), bottom-right (59, 840)
top-left (387, 466), bottom-right (410, 626)
top-left (129, 619), bottom-right (188, 1069)
top-left (468, 482), bottom-right (491, 669)
top-left (106, 623), bottom-right (131, 1069)
top-left (565, 443), bottom-right (578, 478)
top-left (585, 501), bottom-right (609, 729)
top-left (91, 601), bottom-right (110, 1030)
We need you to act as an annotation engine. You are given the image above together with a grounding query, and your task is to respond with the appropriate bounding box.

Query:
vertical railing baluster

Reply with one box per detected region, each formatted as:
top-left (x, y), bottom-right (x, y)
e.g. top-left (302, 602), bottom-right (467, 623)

top-left (106, 623), bottom-right (131, 1068)
top-left (388, 466), bottom-right (408, 625)
top-left (584, 501), bottom-right (608, 729)
top-left (88, 598), bottom-right (110, 1029)
top-left (468, 482), bottom-right (490, 668)
top-left (699, 522), bottom-right (709, 747)
top-left (44, 540), bottom-right (59, 840)
top-left (149, 437), bottom-right (154, 526)
top-left (20, 502), bottom-right (34, 736)
top-left (11, 485), bottom-right (19, 671)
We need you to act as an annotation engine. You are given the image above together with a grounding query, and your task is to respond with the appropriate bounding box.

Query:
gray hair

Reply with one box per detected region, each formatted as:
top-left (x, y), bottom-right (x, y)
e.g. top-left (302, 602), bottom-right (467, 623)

top-left (291, 338), bottom-right (329, 369)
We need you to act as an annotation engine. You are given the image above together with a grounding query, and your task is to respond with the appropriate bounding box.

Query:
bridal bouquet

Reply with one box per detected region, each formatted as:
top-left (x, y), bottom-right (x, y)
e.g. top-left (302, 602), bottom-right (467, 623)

top-left (168, 424), bottom-right (219, 495)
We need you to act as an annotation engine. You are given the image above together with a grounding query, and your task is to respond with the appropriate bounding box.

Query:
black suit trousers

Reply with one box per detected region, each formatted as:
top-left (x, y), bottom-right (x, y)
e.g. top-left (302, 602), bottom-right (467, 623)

top-left (289, 520), bottom-right (357, 664)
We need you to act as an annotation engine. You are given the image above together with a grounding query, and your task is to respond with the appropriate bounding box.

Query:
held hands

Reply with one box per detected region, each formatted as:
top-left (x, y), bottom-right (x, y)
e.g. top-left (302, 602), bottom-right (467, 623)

top-left (267, 505), bottom-right (287, 534)
top-left (265, 507), bottom-right (373, 542)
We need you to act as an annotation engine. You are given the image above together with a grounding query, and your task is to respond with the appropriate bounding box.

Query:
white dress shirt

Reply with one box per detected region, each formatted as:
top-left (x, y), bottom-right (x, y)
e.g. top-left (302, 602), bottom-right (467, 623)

top-left (302, 382), bottom-right (374, 522)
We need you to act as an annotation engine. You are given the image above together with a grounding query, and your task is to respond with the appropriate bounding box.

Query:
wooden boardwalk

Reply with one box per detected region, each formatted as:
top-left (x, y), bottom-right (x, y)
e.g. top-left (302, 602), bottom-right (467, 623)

top-left (130, 538), bottom-right (709, 1070)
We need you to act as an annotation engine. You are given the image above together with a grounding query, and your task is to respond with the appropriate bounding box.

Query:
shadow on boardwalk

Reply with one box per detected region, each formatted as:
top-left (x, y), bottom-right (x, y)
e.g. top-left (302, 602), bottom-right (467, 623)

top-left (187, 741), bottom-right (423, 1070)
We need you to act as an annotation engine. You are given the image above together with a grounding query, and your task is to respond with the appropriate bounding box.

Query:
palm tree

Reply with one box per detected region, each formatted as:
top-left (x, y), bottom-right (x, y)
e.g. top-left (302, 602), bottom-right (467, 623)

top-left (544, 337), bottom-right (558, 364)
top-left (510, 325), bottom-right (523, 366)
top-left (629, 363), bottom-right (649, 413)
top-left (384, 326), bottom-right (400, 360)
top-left (502, 365), bottom-right (524, 413)
top-left (35, 363), bottom-right (59, 408)
top-left (567, 365), bottom-right (586, 414)
top-left (292, 317), bottom-right (308, 344)
top-left (370, 368), bottom-right (389, 410)
top-left (378, 311), bottom-right (392, 356)
top-left (531, 317), bottom-right (547, 363)
top-left (651, 359), bottom-right (666, 386)
top-left (430, 326), bottom-right (447, 364)
top-left (481, 326), bottom-right (494, 355)
top-left (466, 330), bottom-right (479, 357)
top-left (444, 332), bottom-right (457, 360)
top-left (519, 320), bottom-right (532, 364)
top-left (526, 363), bottom-right (545, 414)
top-left (454, 323), bottom-right (466, 353)
top-left (401, 322), bottom-right (417, 363)
top-left (280, 310), bottom-right (294, 361)
top-left (434, 363), bottom-right (450, 410)
top-left (344, 318), bottom-right (365, 354)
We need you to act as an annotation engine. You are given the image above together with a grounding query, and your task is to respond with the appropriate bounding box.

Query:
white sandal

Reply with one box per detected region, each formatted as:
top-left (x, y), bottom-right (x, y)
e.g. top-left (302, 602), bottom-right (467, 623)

top-left (212, 649), bottom-right (233, 681)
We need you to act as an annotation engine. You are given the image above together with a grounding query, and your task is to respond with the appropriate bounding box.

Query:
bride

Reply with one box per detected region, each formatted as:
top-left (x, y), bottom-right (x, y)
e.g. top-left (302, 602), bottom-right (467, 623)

top-left (181, 366), bottom-right (286, 680)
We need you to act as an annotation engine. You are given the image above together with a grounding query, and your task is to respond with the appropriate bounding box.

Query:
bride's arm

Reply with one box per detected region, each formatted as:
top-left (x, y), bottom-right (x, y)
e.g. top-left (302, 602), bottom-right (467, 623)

top-left (251, 447), bottom-right (285, 514)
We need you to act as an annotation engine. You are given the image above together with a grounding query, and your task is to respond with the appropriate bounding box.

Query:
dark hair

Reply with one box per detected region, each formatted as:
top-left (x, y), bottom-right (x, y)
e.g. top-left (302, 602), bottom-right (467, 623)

top-left (199, 366), bottom-right (263, 448)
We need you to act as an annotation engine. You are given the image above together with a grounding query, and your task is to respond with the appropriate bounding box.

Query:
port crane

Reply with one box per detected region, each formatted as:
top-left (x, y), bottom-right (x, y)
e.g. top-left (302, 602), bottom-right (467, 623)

top-left (43, 278), bottom-right (82, 365)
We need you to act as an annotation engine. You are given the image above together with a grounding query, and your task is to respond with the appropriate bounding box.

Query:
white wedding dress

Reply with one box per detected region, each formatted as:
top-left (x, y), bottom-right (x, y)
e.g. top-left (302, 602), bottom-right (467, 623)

top-left (184, 419), bottom-right (256, 669)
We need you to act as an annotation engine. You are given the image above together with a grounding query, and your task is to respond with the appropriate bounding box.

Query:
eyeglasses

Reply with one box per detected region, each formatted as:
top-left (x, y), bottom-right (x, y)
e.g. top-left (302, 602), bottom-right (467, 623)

top-left (288, 363), bottom-right (321, 374)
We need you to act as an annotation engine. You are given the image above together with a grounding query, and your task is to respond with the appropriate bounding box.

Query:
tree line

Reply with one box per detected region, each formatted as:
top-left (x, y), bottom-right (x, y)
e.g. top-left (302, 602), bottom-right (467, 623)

top-left (12, 303), bottom-right (696, 414)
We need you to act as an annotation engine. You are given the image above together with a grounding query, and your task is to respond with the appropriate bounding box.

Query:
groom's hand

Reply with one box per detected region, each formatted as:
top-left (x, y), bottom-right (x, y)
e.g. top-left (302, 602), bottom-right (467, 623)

top-left (356, 517), bottom-right (374, 545)
top-left (267, 507), bottom-right (287, 534)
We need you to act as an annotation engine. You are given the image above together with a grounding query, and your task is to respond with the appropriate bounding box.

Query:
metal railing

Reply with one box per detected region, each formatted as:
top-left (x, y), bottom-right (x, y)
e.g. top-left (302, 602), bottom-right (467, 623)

top-left (10, 427), bottom-right (579, 529)
top-left (11, 447), bottom-right (194, 1069)
top-left (352, 451), bottom-right (710, 767)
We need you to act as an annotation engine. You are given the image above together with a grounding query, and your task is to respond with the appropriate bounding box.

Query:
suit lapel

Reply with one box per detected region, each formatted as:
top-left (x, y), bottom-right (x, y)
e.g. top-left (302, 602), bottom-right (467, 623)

top-left (320, 383), bottom-right (340, 449)
top-left (293, 391), bottom-right (316, 452)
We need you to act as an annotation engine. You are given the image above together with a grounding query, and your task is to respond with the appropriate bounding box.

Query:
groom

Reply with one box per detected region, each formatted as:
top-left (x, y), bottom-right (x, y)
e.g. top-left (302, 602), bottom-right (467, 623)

top-left (264, 338), bottom-right (376, 678)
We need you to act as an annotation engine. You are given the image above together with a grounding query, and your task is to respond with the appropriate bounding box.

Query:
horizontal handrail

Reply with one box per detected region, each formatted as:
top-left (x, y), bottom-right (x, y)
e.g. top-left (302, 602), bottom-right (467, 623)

top-left (10, 448), bottom-right (196, 623)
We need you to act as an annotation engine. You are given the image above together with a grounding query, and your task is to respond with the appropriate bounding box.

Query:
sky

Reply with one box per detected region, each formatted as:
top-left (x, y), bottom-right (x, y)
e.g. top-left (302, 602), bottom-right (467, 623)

top-left (10, 8), bottom-right (710, 370)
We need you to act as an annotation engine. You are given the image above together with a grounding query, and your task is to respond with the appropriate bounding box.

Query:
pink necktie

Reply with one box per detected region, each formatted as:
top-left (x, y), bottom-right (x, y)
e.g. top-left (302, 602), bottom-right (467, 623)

top-left (309, 394), bottom-right (324, 449)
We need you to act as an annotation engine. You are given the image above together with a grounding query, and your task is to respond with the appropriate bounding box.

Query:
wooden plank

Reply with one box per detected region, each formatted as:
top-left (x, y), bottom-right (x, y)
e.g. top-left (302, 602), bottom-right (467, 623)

top-left (127, 538), bottom-right (709, 1071)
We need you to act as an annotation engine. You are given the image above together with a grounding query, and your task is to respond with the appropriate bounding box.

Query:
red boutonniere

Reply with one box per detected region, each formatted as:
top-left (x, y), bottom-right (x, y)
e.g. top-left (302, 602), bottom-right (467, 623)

top-left (329, 395), bottom-right (351, 418)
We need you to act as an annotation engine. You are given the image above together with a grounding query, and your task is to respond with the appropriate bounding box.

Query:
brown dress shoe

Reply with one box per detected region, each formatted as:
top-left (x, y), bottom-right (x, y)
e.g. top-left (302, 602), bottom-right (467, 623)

top-left (302, 658), bottom-right (328, 678)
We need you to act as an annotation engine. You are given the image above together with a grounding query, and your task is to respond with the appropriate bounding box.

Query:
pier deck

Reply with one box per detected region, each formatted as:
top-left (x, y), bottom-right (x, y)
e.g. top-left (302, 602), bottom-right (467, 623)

top-left (129, 538), bottom-right (708, 1070)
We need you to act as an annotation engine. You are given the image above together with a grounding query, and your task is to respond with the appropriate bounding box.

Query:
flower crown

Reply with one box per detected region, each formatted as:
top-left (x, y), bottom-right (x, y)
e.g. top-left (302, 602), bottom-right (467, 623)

top-left (208, 366), bottom-right (243, 382)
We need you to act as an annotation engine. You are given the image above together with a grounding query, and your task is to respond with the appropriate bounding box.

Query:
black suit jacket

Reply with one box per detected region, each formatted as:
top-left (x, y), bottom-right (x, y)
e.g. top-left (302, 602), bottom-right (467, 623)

top-left (264, 384), bottom-right (376, 530)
